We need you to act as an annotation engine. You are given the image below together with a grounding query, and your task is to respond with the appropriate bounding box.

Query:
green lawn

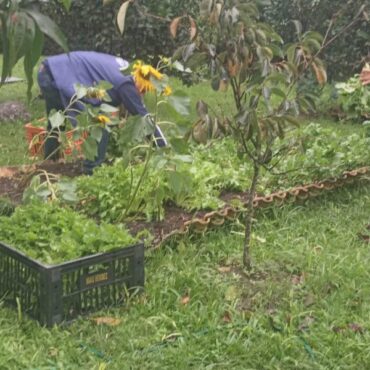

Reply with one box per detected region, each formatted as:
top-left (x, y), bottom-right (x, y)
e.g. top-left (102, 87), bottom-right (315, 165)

top-left (1, 56), bottom-right (370, 369)
top-left (1, 185), bottom-right (370, 369)
top-left (0, 57), bottom-right (45, 166)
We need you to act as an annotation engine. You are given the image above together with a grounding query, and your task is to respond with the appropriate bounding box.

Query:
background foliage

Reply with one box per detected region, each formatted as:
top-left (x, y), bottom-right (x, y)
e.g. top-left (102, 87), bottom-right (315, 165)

top-left (38, 0), bottom-right (369, 81)
top-left (263, 0), bottom-right (369, 81)
top-left (42, 0), bottom-right (199, 63)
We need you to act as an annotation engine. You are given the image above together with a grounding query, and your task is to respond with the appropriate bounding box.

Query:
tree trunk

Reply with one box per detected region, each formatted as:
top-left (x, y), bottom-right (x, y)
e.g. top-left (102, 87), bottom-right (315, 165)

top-left (243, 163), bottom-right (260, 270)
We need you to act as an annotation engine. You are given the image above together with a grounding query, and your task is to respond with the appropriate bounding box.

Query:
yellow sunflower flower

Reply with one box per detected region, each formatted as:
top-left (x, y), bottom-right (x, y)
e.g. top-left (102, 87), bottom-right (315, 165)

top-left (132, 60), bottom-right (163, 94)
top-left (97, 114), bottom-right (111, 126)
top-left (160, 57), bottom-right (170, 65)
top-left (162, 85), bottom-right (173, 96)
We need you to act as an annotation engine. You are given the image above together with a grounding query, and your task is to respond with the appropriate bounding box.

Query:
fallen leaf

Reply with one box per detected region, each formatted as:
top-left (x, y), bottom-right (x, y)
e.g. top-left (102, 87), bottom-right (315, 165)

top-left (222, 310), bottom-right (232, 323)
top-left (313, 245), bottom-right (323, 254)
top-left (291, 273), bottom-right (305, 285)
top-left (255, 235), bottom-right (266, 243)
top-left (332, 325), bottom-right (343, 333)
top-left (162, 332), bottom-right (182, 342)
top-left (217, 266), bottom-right (231, 273)
top-left (181, 295), bottom-right (190, 305)
top-left (358, 233), bottom-right (370, 243)
top-left (332, 323), bottom-right (365, 334)
top-left (91, 317), bottom-right (122, 326)
top-left (348, 323), bottom-right (364, 334)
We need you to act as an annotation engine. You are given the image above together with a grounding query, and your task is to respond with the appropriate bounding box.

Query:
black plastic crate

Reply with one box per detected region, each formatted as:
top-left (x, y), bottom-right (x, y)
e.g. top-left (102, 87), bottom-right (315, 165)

top-left (0, 241), bottom-right (144, 326)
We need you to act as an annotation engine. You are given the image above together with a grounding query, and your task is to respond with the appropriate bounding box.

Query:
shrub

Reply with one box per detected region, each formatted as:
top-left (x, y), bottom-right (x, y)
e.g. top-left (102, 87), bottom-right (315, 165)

top-left (41, 0), bottom-right (199, 62)
top-left (335, 76), bottom-right (370, 122)
top-left (263, 0), bottom-right (369, 81)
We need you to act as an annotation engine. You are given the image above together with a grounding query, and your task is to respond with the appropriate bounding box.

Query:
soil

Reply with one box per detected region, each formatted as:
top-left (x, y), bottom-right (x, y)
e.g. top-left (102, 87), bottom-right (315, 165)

top-left (0, 160), bottom-right (245, 244)
top-left (0, 160), bottom-right (85, 203)
top-left (0, 101), bottom-right (31, 122)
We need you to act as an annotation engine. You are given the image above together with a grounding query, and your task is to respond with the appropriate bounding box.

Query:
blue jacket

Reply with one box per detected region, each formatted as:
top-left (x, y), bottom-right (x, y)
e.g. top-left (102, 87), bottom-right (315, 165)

top-left (44, 51), bottom-right (166, 146)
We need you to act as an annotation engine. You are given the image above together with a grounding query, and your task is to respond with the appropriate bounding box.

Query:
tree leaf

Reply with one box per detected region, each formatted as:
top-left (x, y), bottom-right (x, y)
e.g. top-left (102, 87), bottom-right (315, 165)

top-left (196, 100), bottom-right (208, 118)
top-left (0, 13), bottom-right (10, 84)
top-left (49, 111), bottom-right (65, 129)
top-left (211, 78), bottom-right (220, 91)
top-left (167, 171), bottom-right (191, 195)
top-left (100, 103), bottom-right (118, 113)
top-left (170, 137), bottom-right (189, 154)
top-left (168, 91), bottom-right (191, 116)
top-left (90, 126), bottom-right (103, 143)
top-left (25, 9), bottom-right (68, 52)
top-left (10, 12), bottom-right (34, 67)
top-left (312, 61), bottom-right (327, 86)
top-left (117, 0), bottom-right (131, 35)
top-left (200, 0), bottom-right (214, 18)
top-left (58, 0), bottom-right (72, 11)
top-left (182, 43), bottom-right (196, 62)
top-left (74, 84), bottom-right (88, 100)
top-left (24, 23), bottom-right (44, 101)
top-left (121, 115), bottom-right (155, 144)
top-left (188, 16), bottom-right (197, 40)
top-left (82, 136), bottom-right (98, 161)
top-left (292, 20), bottom-right (302, 38)
top-left (170, 16), bottom-right (182, 38)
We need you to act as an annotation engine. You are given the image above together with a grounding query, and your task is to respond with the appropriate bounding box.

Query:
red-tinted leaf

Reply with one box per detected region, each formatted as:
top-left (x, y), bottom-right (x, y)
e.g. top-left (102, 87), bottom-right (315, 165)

top-left (348, 323), bottom-right (364, 334)
top-left (170, 16), bottom-right (182, 39)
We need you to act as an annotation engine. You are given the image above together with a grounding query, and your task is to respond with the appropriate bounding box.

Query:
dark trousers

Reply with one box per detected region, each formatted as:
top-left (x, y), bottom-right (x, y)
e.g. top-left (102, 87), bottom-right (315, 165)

top-left (37, 64), bottom-right (64, 160)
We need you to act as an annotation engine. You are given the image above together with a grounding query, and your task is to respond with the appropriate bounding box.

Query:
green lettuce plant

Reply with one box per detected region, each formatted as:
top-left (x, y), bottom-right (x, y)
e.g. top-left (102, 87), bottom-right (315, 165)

top-left (335, 76), bottom-right (370, 122)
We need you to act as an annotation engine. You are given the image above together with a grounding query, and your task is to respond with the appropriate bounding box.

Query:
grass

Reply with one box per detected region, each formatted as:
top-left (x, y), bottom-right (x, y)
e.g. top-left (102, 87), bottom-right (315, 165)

top-left (1, 56), bottom-right (370, 369)
top-left (1, 185), bottom-right (370, 369)
top-left (0, 57), bottom-right (45, 166)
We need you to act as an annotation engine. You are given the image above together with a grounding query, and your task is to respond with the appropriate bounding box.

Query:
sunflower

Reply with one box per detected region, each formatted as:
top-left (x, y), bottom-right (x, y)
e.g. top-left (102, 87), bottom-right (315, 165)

top-left (132, 60), bottom-right (163, 94)
top-left (161, 85), bottom-right (173, 96)
top-left (96, 114), bottom-right (111, 126)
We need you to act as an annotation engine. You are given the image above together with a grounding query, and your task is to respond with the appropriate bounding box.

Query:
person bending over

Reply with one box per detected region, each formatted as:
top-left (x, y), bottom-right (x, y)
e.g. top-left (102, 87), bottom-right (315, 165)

top-left (37, 51), bottom-right (166, 174)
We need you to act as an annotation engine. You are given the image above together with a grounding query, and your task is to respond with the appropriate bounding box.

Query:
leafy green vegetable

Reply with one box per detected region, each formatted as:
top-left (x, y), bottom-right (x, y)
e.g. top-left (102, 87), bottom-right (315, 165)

top-left (335, 76), bottom-right (370, 122)
top-left (77, 122), bottom-right (370, 223)
top-left (0, 202), bottom-right (137, 265)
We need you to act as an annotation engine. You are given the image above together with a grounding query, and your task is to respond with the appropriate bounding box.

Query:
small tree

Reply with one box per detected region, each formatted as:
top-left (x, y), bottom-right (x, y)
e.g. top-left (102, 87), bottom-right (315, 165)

top-left (172, 0), bottom-right (329, 269)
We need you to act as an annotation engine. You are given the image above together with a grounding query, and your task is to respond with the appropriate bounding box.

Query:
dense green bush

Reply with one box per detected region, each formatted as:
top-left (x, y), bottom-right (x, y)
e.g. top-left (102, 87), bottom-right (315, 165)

top-left (42, 0), bottom-right (199, 62)
top-left (263, 0), bottom-right (369, 81)
top-left (40, 0), bottom-right (368, 79)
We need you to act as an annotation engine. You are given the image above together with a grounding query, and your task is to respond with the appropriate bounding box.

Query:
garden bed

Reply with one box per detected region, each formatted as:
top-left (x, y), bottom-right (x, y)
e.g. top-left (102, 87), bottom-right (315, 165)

top-left (0, 160), bottom-right (85, 203)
